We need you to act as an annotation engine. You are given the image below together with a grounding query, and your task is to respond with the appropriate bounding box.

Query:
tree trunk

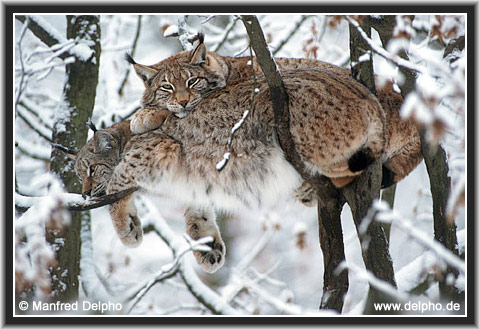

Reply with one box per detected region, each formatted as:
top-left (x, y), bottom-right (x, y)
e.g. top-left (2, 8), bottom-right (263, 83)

top-left (348, 17), bottom-right (397, 313)
top-left (314, 177), bottom-right (349, 311)
top-left (48, 15), bottom-right (101, 301)
top-left (242, 15), bottom-right (349, 313)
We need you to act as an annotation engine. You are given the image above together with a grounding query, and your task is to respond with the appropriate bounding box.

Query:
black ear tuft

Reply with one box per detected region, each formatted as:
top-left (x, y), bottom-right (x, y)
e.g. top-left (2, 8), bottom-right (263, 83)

top-left (196, 32), bottom-right (204, 44)
top-left (347, 147), bottom-right (376, 173)
top-left (124, 52), bottom-right (137, 65)
top-left (87, 119), bottom-right (97, 132)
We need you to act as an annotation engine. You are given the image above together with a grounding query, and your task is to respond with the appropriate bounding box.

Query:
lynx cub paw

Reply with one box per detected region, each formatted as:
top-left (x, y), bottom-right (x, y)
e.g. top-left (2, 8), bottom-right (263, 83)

top-left (185, 208), bottom-right (226, 273)
top-left (131, 107), bottom-right (170, 134)
top-left (110, 197), bottom-right (143, 248)
top-left (119, 213), bottom-right (144, 247)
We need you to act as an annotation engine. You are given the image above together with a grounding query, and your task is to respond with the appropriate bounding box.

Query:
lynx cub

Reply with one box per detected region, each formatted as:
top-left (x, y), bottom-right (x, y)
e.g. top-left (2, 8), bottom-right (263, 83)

top-left (128, 36), bottom-right (421, 188)
top-left (72, 121), bottom-right (225, 271)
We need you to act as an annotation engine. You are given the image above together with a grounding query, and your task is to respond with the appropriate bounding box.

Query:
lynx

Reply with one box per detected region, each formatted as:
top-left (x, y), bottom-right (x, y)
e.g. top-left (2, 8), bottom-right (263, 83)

top-left (97, 68), bottom-right (394, 273)
top-left (74, 42), bottom-right (421, 272)
top-left (71, 121), bottom-right (225, 271)
top-left (127, 35), bottom-right (421, 187)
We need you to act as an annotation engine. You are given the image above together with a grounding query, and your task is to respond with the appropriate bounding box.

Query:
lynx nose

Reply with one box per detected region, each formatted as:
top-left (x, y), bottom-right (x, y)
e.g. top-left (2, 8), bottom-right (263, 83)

top-left (178, 99), bottom-right (188, 108)
top-left (82, 189), bottom-right (91, 198)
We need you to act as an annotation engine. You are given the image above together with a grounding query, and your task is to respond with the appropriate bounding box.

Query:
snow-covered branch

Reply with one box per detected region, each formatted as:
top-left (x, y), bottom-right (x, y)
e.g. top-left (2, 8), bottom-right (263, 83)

top-left (338, 261), bottom-right (410, 302)
top-left (131, 197), bottom-right (239, 315)
top-left (127, 235), bottom-right (213, 314)
top-left (374, 201), bottom-right (465, 273)
top-left (345, 16), bottom-right (424, 74)
top-left (16, 15), bottom-right (94, 62)
top-left (15, 187), bottom-right (138, 213)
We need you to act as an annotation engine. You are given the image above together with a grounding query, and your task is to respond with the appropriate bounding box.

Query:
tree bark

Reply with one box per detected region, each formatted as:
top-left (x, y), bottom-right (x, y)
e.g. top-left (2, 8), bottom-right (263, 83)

top-left (348, 17), bottom-right (397, 313)
top-left (242, 15), bottom-right (349, 313)
top-left (349, 17), bottom-right (376, 96)
top-left (48, 15), bottom-right (101, 301)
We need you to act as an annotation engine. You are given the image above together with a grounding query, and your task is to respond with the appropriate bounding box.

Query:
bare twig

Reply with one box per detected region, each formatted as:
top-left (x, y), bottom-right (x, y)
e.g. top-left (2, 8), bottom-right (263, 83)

top-left (118, 15), bottom-right (142, 97)
top-left (16, 107), bottom-right (52, 142)
top-left (15, 141), bottom-right (50, 162)
top-left (18, 100), bottom-right (54, 131)
top-left (15, 16), bottom-right (30, 110)
top-left (272, 15), bottom-right (311, 56)
top-left (212, 16), bottom-right (240, 52)
top-left (127, 235), bottom-right (213, 314)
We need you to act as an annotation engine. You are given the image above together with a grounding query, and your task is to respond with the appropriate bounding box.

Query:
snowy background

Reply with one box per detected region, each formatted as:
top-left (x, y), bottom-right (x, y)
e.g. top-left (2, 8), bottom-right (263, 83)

top-left (14, 14), bottom-right (466, 316)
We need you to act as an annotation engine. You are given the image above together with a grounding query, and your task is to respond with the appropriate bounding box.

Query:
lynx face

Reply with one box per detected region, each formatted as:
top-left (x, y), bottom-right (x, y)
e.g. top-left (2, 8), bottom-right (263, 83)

top-left (74, 121), bottom-right (131, 198)
top-left (129, 41), bottom-right (228, 118)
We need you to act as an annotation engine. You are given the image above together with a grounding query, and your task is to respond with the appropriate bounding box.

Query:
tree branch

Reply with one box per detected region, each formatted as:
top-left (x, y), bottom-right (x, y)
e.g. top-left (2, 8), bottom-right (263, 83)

top-left (118, 15), bottom-right (142, 97)
top-left (15, 187), bottom-right (138, 213)
top-left (272, 15), bottom-right (311, 56)
top-left (241, 15), bottom-right (309, 180)
top-left (241, 15), bottom-right (348, 313)
top-left (16, 15), bottom-right (70, 60)
top-left (135, 198), bottom-right (239, 315)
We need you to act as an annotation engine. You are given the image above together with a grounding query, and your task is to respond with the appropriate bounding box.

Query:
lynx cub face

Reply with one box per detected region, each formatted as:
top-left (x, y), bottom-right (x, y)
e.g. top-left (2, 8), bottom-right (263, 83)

top-left (74, 121), bottom-right (132, 198)
top-left (127, 37), bottom-right (228, 120)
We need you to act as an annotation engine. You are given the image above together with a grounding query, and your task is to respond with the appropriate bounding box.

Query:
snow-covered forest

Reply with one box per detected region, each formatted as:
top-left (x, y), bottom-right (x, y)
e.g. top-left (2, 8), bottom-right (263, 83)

top-left (14, 14), bottom-right (466, 317)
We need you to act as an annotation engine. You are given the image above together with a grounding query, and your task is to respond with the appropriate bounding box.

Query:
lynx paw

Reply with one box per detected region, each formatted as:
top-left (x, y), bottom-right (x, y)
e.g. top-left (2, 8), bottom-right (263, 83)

top-left (294, 181), bottom-right (317, 207)
top-left (118, 213), bottom-right (143, 248)
top-left (193, 237), bottom-right (226, 273)
top-left (131, 108), bottom-right (169, 134)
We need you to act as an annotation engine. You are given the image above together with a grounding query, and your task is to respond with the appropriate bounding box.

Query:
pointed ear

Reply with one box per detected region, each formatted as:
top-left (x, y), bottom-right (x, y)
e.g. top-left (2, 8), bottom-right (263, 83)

top-left (133, 64), bottom-right (159, 86)
top-left (189, 42), bottom-right (207, 65)
top-left (93, 131), bottom-right (117, 154)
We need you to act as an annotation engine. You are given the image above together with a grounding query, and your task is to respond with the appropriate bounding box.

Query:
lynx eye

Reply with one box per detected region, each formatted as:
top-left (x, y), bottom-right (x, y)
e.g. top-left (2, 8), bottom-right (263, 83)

top-left (87, 165), bottom-right (94, 176)
top-left (160, 83), bottom-right (174, 92)
top-left (88, 165), bottom-right (97, 176)
top-left (186, 77), bottom-right (201, 88)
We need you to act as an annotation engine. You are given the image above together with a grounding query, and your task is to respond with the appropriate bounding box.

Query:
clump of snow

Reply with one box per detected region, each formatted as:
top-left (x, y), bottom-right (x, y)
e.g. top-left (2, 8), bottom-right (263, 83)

top-left (163, 24), bottom-right (179, 38)
top-left (70, 43), bottom-right (94, 62)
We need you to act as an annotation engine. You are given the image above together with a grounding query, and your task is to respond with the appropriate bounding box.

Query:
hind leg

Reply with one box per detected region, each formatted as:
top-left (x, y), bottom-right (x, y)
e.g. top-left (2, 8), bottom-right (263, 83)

top-left (185, 207), bottom-right (225, 273)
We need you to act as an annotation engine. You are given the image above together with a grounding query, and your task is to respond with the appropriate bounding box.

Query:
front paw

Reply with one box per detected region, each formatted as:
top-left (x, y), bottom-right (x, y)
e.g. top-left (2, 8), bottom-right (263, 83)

top-left (130, 108), bottom-right (168, 134)
top-left (130, 114), bottom-right (149, 135)
top-left (119, 214), bottom-right (143, 248)
top-left (193, 238), bottom-right (225, 273)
